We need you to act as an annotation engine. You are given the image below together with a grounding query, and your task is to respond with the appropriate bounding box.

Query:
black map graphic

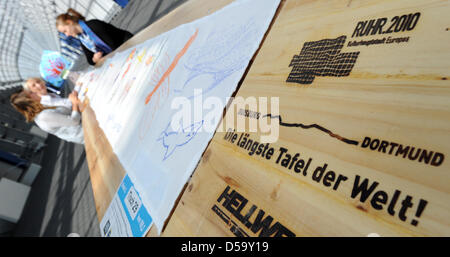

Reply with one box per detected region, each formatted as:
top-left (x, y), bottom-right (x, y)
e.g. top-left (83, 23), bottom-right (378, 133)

top-left (287, 36), bottom-right (360, 84)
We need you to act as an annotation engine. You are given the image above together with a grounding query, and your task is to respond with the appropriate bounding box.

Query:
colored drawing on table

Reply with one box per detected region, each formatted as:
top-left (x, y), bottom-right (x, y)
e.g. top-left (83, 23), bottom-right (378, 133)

top-left (145, 29), bottom-right (199, 105)
top-left (106, 113), bottom-right (122, 134)
top-left (138, 30), bottom-right (199, 140)
top-left (137, 49), bottom-right (147, 63)
top-left (176, 20), bottom-right (258, 98)
top-left (138, 53), bottom-right (171, 140)
top-left (120, 48), bottom-right (138, 80)
top-left (89, 72), bottom-right (96, 83)
top-left (146, 55), bottom-right (154, 66)
top-left (122, 48), bottom-right (147, 80)
top-left (122, 60), bottom-right (134, 80)
top-left (109, 64), bottom-right (124, 87)
top-left (157, 120), bottom-right (204, 160)
top-left (127, 48), bottom-right (137, 62)
top-left (117, 76), bottom-right (136, 106)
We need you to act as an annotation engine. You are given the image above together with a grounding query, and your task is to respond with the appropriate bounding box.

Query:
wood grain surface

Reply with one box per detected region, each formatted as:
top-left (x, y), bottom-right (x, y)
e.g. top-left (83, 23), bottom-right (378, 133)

top-left (163, 0), bottom-right (450, 236)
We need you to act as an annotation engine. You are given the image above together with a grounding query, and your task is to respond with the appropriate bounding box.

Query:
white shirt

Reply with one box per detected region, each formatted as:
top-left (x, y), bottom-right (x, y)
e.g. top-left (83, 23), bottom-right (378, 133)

top-left (40, 93), bottom-right (72, 109)
top-left (34, 107), bottom-right (84, 144)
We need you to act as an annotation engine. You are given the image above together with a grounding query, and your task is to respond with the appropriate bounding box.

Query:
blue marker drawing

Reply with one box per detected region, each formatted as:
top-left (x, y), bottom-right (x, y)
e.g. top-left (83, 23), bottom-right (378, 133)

top-left (175, 20), bottom-right (259, 98)
top-left (157, 120), bottom-right (204, 160)
top-left (156, 20), bottom-right (260, 160)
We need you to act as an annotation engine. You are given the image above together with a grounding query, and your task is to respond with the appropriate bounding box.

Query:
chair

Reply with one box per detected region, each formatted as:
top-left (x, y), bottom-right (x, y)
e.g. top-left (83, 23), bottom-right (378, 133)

top-left (0, 178), bottom-right (31, 235)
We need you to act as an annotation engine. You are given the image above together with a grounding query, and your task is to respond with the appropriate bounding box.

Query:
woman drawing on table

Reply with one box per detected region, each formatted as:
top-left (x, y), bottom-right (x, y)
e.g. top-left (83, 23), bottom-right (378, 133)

top-left (56, 8), bottom-right (134, 65)
top-left (10, 90), bottom-right (84, 145)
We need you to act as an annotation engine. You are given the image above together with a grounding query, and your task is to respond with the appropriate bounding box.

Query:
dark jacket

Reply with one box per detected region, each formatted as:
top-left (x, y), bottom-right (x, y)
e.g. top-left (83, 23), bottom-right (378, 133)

top-left (80, 19), bottom-right (134, 65)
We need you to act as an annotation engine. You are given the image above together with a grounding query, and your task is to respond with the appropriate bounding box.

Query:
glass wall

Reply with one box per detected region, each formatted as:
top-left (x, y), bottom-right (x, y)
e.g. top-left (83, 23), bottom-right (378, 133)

top-left (0, 0), bottom-right (122, 87)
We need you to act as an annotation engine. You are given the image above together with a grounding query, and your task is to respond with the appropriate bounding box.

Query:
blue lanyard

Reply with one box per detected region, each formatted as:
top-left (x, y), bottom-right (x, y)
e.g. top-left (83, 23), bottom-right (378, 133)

top-left (78, 20), bottom-right (113, 54)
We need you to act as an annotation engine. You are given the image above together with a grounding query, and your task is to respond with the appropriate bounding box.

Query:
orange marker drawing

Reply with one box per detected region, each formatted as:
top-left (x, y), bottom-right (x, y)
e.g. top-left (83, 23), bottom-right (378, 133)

top-left (127, 48), bottom-right (136, 62)
top-left (121, 48), bottom-right (138, 80)
top-left (122, 62), bottom-right (132, 80)
top-left (146, 55), bottom-right (154, 66)
top-left (145, 29), bottom-right (199, 105)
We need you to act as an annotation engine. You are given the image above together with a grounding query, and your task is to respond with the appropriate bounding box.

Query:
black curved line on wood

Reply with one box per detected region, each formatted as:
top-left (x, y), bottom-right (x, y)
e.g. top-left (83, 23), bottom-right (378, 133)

top-left (262, 113), bottom-right (359, 146)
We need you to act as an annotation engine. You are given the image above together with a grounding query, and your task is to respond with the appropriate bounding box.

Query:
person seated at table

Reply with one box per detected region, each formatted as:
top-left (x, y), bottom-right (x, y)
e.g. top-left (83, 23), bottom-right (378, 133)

top-left (56, 8), bottom-right (134, 65)
top-left (23, 77), bottom-right (74, 108)
top-left (10, 90), bottom-right (84, 145)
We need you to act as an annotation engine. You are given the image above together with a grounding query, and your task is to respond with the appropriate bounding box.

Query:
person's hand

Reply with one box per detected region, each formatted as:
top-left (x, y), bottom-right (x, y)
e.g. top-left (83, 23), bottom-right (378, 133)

top-left (68, 91), bottom-right (80, 105)
top-left (93, 52), bottom-right (103, 63)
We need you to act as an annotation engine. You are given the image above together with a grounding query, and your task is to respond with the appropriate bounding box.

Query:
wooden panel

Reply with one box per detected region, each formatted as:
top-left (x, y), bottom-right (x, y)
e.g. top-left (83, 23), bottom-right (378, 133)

top-left (164, 0), bottom-right (450, 236)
